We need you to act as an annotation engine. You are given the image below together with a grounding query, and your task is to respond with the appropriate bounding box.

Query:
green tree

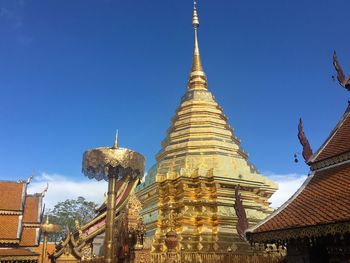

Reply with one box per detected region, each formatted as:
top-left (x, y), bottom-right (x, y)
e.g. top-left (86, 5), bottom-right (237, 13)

top-left (45, 196), bottom-right (98, 242)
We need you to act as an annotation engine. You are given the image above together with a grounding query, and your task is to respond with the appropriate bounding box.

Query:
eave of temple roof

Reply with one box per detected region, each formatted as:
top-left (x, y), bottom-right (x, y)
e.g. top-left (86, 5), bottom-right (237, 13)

top-left (0, 248), bottom-right (39, 260)
top-left (247, 161), bottom-right (350, 242)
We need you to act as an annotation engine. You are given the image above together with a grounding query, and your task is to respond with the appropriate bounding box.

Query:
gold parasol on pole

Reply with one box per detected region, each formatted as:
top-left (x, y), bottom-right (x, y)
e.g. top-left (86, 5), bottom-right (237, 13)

top-left (82, 132), bottom-right (145, 263)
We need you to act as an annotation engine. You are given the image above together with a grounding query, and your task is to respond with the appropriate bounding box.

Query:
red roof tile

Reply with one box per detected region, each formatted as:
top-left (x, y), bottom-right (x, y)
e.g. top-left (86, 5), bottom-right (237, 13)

top-left (0, 182), bottom-right (26, 211)
top-left (251, 162), bottom-right (350, 234)
top-left (23, 195), bottom-right (41, 223)
top-left (0, 215), bottom-right (20, 239)
top-left (311, 108), bottom-right (350, 163)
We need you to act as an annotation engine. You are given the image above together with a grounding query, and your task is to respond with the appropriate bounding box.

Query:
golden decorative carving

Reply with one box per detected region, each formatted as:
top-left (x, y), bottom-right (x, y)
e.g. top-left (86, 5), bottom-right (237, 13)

top-left (311, 152), bottom-right (350, 171)
top-left (81, 245), bottom-right (92, 260)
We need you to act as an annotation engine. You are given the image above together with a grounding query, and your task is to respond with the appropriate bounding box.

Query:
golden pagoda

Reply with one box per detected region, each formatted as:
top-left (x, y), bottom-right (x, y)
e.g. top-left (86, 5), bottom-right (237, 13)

top-left (136, 1), bottom-right (277, 255)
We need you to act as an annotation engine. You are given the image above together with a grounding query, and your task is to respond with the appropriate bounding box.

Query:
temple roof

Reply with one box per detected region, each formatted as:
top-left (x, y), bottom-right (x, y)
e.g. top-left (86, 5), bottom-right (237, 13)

top-left (0, 179), bottom-right (44, 247)
top-left (247, 105), bottom-right (350, 243)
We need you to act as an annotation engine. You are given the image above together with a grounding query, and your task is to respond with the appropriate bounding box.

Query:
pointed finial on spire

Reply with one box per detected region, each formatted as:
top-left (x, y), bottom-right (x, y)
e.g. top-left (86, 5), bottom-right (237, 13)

top-left (189, 0), bottom-right (208, 91)
top-left (113, 130), bottom-right (119, 149)
top-left (192, 0), bottom-right (199, 29)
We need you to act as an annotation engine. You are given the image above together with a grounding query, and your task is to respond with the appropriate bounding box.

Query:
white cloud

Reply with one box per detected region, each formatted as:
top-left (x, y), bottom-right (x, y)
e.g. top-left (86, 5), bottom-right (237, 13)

top-left (27, 171), bottom-right (307, 211)
top-left (265, 172), bottom-right (307, 209)
top-left (27, 173), bottom-right (108, 210)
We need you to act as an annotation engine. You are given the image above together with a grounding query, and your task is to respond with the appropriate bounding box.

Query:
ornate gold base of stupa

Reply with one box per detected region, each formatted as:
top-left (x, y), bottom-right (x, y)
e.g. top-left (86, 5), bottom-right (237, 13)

top-left (137, 154), bottom-right (276, 255)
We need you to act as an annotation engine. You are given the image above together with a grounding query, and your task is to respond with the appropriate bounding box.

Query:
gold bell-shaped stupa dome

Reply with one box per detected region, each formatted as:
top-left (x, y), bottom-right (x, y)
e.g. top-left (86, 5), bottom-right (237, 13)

top-left (137, 0), bottom-right (277, 254)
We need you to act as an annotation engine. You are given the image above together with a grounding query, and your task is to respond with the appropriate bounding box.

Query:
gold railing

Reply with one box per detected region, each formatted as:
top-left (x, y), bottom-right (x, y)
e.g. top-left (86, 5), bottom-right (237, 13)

top-left (80, 257), bottom-right (104, 263)
top-left (151, 252), bottom-right (283, 263)
top-left (80, 252), bottom-right (283, 263)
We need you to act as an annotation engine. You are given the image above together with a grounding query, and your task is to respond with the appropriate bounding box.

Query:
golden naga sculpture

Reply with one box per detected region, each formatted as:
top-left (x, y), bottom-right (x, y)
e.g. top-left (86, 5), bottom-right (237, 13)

top-left (233, 185), bottom-right (249, 241)
top-left (82, 132), bottom-right (145, 263)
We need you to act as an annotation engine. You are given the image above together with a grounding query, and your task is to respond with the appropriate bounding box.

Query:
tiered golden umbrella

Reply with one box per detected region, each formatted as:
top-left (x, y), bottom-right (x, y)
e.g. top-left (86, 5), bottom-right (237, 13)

top-left (82, 132), bottom-right (145, 263)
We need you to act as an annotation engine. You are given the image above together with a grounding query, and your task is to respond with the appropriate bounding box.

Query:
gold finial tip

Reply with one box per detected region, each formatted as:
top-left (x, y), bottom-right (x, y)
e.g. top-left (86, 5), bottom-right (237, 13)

top-left (192, 1), bottom-right (199, 28)
top-left (113, 130), bottom-right (119, 148)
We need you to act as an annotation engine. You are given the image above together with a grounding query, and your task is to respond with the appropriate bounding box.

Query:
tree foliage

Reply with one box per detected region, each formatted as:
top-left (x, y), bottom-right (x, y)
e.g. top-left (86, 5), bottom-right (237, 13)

top-left (46, 196), bottom-right (98, 242)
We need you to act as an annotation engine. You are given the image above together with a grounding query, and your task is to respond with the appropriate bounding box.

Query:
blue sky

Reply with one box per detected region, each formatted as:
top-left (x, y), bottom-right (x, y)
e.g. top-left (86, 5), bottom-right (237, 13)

top-left (1, 0), bottom-right (350, 186)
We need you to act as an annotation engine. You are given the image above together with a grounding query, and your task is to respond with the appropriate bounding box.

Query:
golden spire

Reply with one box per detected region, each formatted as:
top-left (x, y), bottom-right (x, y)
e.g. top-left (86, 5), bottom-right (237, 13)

top-left (188, 0), bottom-right (208, 91)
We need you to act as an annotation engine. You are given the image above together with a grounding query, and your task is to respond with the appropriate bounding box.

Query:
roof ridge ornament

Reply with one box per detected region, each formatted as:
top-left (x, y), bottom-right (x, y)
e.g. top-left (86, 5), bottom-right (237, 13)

top-left (27, 170), bottom-right (34, 184)
top-left (41, 182), bottom-right (49, 197)
top-left (333, 51), bottom-right (350, 92)
top-left (297, 118), bottom-right (313, 162)
top-left (17, 170), bottom-right (34, 184)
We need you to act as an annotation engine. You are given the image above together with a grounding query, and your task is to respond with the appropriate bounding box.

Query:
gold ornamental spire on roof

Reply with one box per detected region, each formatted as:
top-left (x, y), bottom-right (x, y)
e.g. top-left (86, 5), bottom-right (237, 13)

top-left (188, 0), bottom-right (208, 91)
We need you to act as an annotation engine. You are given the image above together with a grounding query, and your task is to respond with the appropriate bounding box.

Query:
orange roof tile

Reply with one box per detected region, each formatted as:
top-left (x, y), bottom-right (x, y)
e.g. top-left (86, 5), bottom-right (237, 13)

top-left (23, 195), bottom-right (41, 223)
top-left (0, 181), bottom-right (26, 211)
top-left (0, 248), bottom-right (39, 257)
top-left (311, 108), bottom-right (350, 163)
top-left (19, 228), bottom-right (38, 247)
top-left (36, 243), bottom-right (56, 263)
top-left (251, 162), bottom-right (350, 234)
top-left (0, 215), bottom-right (20, 239)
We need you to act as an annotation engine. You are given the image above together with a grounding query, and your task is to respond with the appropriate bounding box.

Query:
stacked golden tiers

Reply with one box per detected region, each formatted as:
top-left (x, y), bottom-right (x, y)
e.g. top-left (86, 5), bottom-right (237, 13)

top-left (136, 1), bottom-right (277, 255)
